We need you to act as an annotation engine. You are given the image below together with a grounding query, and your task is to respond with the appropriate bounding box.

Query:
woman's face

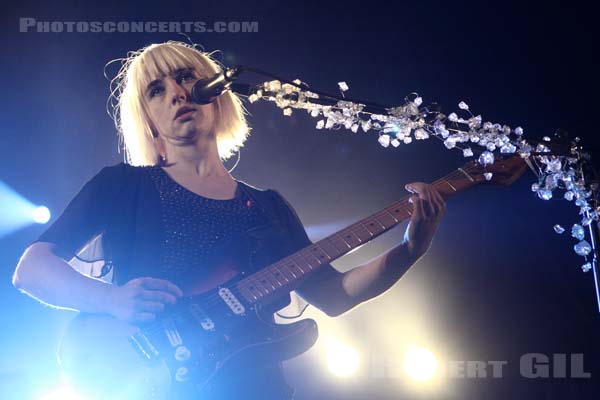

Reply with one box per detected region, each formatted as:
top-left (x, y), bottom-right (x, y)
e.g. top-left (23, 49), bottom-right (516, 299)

top-left (144, 67), bottom-right (216, 147)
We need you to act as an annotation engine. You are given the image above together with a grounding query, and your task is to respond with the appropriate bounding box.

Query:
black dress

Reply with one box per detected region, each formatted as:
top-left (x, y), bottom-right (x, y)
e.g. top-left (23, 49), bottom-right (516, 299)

top-left (36, 163), bottom-right (334, 399)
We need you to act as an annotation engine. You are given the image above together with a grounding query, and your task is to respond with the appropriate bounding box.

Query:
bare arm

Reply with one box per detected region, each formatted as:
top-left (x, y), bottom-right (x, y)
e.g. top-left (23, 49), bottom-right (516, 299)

top-left (297, 182), bottom-right (445, 317)
top-left (13, 242), bottom-right (115, 313)
top-left (13, 242), bottom-right (182, 323)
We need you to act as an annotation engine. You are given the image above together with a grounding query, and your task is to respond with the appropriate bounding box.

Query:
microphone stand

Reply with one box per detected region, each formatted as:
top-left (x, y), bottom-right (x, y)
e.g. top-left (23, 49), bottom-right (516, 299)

top-left (579, 151), bottom-right (600, 313)
top-left (232, 66), bottom-right (394, 113)
top-left (227, 66), bottom-right (600, 314)
top-left (231, 82), bottom-right (391, 115)
top-left (587, 194), bottom-right (600, 313)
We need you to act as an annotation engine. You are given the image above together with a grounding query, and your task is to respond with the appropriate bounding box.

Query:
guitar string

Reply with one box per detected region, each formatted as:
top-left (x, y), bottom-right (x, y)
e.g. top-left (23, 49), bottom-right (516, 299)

top-left (139, 168), bottom-right (475, 336)
top-left (225, 167), bottom-right (475, 299)
top-left (229, 168), bottom-right (471, 295)
top-left (140, 168), bottom-right (475, 336)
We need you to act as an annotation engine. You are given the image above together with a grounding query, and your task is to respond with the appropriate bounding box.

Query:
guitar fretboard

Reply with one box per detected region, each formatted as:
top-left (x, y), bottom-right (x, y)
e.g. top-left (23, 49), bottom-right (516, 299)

top-left (235, 166), bottom-right (481, 305)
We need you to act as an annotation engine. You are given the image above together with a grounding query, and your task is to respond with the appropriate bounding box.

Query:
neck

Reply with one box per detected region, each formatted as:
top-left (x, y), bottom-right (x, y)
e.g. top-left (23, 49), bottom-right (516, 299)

top-left (164, 140), bottom-right (229, 179)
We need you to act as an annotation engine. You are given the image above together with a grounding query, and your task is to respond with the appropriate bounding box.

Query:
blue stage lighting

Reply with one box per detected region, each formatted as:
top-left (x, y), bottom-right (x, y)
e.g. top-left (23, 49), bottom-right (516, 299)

top-left (32, 206), bottom-right (51, 224)
top-left (0, 180), bottom-right (52, 237)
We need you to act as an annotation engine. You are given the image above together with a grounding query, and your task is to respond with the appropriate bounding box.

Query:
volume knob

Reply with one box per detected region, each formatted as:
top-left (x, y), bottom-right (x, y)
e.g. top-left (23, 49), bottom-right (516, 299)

top-left (175, 345), bottom-right (191, 362)
top-left (175, 366), bottom-right (189, 382)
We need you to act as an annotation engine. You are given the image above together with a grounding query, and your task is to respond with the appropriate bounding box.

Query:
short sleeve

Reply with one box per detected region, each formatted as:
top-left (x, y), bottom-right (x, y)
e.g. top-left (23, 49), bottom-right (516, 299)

top-left (35, 164), bottom-right (125, 258)
top-left (269, 190), bottom-right (312, 250)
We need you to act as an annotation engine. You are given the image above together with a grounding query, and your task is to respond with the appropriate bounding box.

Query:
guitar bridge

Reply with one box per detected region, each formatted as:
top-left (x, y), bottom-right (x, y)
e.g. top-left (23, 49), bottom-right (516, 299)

top-left (163, 318), bottom-right (183, 347)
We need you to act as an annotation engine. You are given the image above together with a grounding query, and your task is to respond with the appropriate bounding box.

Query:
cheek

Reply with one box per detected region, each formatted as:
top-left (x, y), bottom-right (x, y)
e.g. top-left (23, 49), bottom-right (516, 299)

top-left (206, 103), bottom-right (218, 125)
top-left (197, 104), bottom-right (216, 125)
top-left (143, 101), bottom-right (157, 122)
top-left (149, 105), bottom-right (167, 127)
top-left (199, 103), bottom-right (214, 115)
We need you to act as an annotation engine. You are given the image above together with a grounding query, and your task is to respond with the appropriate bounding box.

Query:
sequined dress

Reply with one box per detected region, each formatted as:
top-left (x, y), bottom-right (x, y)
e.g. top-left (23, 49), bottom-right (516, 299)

top-left (146, 165), bottom-right (269, 288)
top-left (36, 162), bottom-right (321, 399)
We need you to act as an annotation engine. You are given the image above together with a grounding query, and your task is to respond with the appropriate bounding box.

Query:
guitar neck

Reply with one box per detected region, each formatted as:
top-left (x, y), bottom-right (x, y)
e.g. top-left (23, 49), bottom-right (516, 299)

top-left (234, 166), bottom-right (481, 306)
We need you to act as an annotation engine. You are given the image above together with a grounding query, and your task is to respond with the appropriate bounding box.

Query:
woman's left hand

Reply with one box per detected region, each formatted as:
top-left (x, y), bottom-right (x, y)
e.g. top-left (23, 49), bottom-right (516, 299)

top-left (403, 182), bottom-right (446, 260)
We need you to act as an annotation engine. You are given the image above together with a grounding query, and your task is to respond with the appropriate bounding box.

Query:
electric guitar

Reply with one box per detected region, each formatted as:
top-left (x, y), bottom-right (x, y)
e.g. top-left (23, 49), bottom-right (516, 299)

top-left (58, 156), bottom-right (528, 399)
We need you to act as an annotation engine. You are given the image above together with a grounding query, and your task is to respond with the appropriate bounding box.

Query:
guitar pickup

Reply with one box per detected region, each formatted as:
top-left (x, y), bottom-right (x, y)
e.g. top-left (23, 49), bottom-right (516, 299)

top-left (218, 287), bottom-right (246, 316)
top-left (188, 303), bottom-right (215, 331)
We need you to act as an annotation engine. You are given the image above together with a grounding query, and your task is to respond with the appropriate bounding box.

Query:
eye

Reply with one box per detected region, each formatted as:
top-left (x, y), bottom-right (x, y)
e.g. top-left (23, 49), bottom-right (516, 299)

top-left (176, 71), bottom-right (195, 84)
top-left (148, 85), bottom-right (164, 98)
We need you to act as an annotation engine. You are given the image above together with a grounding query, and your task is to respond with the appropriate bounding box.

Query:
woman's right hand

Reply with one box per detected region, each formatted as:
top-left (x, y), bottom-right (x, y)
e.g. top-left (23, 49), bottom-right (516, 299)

top-left (105, 277), bottom-right (183, 324)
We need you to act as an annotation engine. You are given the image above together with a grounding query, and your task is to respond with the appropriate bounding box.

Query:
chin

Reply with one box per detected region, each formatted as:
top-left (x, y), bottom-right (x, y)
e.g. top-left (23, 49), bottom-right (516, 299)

top-left (175, 124), bottom-right (215, 145)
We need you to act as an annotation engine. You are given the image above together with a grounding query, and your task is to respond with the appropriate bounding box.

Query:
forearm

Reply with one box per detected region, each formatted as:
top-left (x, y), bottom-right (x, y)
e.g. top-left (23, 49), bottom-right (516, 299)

top-left (341, 182), bottom-right (445, 307)
top-left (302, 183), bottom-right (444, 317)
top-left (301, 242), bottom-right (421, 316)
top-left (341, 241), bottom-right (418, 305)
top-left (12, 242), bottom-right (114, 314)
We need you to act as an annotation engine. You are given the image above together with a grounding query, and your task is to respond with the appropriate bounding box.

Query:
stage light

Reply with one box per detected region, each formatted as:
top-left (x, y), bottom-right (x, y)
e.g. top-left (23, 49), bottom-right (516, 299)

top-left (32, 206), bottom-right (51, 224)
top-left (325, 338), bottom-right (360, 378)
top-left (39, 384), bottom-right (86, 400)
top-left (0, 180), bottom-right (52, 237)
top-left (403, 345), bottom-right (437, 382)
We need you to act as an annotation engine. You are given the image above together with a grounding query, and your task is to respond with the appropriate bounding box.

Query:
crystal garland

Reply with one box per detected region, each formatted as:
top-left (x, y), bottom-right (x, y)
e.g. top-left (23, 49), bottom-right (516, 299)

top-left (247, 79), bottom-right (597, 272)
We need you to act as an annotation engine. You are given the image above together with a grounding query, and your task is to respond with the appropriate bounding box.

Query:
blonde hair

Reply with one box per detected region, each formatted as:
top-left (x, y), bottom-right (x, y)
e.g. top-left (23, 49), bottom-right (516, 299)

top-left (108, 41), bottom-right (250, 166)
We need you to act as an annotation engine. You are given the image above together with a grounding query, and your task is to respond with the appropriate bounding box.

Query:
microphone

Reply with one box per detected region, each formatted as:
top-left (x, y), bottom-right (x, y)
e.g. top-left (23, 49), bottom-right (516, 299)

top-left (191, 66), bottom-right (243, 104)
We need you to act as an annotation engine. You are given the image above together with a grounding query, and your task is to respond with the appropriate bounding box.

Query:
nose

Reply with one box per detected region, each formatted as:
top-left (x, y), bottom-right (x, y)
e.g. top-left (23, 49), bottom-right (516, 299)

top-left (167, 78), bottom-right (189, 105)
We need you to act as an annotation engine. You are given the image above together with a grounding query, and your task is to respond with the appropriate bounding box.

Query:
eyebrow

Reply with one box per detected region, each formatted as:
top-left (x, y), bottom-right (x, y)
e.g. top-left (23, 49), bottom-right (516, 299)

top-left (145, 68), bottom-right (194, 95)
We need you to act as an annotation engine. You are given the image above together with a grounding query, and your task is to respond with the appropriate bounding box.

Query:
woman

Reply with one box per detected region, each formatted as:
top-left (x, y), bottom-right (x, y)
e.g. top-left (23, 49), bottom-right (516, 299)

top-left (12, 41), bottom-right (445, 399)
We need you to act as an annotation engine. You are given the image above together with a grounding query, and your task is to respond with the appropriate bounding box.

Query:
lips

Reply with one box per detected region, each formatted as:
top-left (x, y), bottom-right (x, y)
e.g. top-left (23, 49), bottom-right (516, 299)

top-left (174, 106), bottom-right (197, 120)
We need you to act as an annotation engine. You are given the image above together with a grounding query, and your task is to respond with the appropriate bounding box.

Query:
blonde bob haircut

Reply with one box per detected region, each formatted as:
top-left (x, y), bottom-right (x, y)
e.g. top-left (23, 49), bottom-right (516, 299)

top-left (109, 41), bottom-right (250, 166)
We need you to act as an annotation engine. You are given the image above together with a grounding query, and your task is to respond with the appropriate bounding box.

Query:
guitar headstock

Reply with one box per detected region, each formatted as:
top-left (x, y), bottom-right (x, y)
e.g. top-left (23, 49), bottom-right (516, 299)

top-left (461, 155), bottom-right (529, 186)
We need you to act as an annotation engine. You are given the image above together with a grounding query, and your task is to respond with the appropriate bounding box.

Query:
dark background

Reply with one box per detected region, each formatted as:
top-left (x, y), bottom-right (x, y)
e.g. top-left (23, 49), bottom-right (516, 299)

top-left (1, 1), bottom-right (599, 399)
